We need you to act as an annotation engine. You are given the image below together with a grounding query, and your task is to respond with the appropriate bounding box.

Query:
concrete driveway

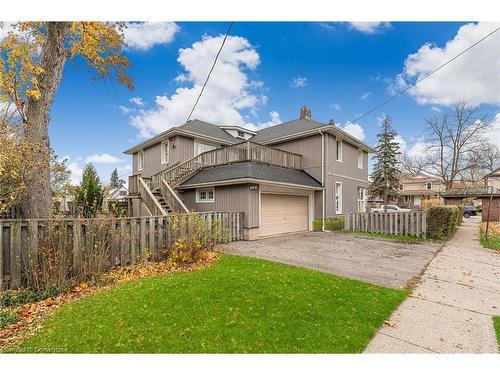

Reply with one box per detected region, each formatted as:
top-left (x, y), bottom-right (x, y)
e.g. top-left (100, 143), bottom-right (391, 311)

top-left (220, 232), bottom-right (441, 289)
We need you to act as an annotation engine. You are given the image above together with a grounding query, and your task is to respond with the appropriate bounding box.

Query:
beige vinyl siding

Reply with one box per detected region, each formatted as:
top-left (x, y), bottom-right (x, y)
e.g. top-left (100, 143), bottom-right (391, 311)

top-left (260, 194), bottom-right (309, 237)
top-left (181, 184), bottom-right (259, 228)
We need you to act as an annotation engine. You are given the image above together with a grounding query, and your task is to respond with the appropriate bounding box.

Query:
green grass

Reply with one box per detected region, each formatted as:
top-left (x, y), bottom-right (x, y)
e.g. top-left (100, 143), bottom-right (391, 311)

top-left (494, 317), bottom-right (500, 350)
top-left (15, 254), bottom-right (408, 353)
top-left (350, 231), bottom-right (426, 244)
top-left (480, 228), bottom-right (500, 251)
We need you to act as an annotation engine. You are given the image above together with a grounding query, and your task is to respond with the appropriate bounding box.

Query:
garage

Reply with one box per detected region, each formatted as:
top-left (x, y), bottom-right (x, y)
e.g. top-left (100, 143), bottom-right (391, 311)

top-left (260, 194), bottom-right (309, 237)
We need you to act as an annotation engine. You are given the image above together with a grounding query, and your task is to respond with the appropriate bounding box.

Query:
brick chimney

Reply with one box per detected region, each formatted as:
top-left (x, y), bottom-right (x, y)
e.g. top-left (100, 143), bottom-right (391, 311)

top-left (300, 105), bottom-right (311, 120)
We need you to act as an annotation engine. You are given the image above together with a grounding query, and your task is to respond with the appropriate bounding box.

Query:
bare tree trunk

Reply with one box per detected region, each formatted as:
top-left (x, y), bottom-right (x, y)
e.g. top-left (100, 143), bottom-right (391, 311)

top-left (22, 22), bottom-right (72, 218)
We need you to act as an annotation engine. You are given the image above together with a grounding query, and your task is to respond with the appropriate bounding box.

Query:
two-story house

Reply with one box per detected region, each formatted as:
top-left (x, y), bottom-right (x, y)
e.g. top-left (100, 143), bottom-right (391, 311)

top-left (398, 173), bottom-right (445, 208)
top-left (124, 106), bottom-right (374, 240)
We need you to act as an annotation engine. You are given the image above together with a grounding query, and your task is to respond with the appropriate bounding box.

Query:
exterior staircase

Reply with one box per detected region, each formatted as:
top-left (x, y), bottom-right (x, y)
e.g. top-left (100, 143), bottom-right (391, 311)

top-left (129, 141), bottom-right (304, 216)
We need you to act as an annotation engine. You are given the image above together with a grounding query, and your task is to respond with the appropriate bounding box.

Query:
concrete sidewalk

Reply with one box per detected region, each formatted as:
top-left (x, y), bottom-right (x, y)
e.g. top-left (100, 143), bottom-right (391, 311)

top-left (365, 217), bottom-right (500, 353)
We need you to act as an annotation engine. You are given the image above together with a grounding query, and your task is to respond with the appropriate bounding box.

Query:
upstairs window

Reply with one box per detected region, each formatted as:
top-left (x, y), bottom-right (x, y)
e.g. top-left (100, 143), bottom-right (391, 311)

top-left (196, 188), bottom-right (215, 203)
top-left (161, 140), bottom-right (169, 164)
top-left (358, 149), bottom-right (364, 169)
top-left (138, 150), bottom-right (144, 171)
top-left (427, 182), bottom-right (432, 190)
top-left (237, 130), bottom-right (245, 138)
top-left (400, 184), bottom-right (404, 190)
top-left (336, 140), bottom-right (343, 162)
top-left (195, 142), bottom-right (217, 156)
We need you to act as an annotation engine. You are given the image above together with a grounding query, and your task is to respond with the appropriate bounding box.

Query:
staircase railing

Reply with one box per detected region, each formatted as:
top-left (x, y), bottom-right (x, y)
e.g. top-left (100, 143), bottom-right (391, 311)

top-left (138, 176), bottom-right (167, 216)
top-left (161, 180), bottom-right (189, 213)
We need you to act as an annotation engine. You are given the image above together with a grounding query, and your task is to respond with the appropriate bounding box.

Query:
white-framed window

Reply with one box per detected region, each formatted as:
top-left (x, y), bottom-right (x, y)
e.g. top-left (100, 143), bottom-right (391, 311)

top-left (196, 188), bottom-right (215, 203)
top-left (336, 140), bottom-right (343, 162)
top-left (137, 150), bottom-right (144, 171)
top-left (357, 186), bottom-right (366, 212)
top-left (237, 130), bottom-right (245, 138)
top-left (194, 141), bottom-right (217, 156)
top-left (161, 140), bottom-right (169, 164)
top-left (335, 182), bottom-right (343, 214)
top-left (400, 184), bottom-right (404, 190)
top-left (358, 149), bottom-right (364, 169)
top-left (426, 182), bottom-right (432, 190)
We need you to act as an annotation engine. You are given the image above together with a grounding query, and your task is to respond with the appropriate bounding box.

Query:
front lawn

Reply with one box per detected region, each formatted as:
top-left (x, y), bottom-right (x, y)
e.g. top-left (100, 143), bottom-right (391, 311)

top-left (16, 254), bottom-right (407, 353)
top-left (494, 317), bottom-right (500, 350)
top-left (480, 223), bottom-right (500, 251)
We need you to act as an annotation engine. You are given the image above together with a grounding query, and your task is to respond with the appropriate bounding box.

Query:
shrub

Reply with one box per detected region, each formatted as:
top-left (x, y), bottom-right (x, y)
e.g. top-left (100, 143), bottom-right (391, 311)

top-left (0, 287), bottom-right (61, 309)
top-left (421, 198), bottom-right (441, 210)
top-left (165, 214), bottom-right (222, 266)
top-left (0, 310), bottom-right (18, 329)
top-left (313, 217), bottom-right (345, 231)
top-left (426, 205), bottom-right (462, 240)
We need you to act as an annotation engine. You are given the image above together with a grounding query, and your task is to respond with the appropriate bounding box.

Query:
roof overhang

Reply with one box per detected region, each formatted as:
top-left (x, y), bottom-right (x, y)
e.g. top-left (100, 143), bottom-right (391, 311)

top-left (219, 126), bottom-right (257, 135)
top-left (179, 178), bottom-right (324, 191)
top-left (124, 128), bottom-right (237, 154)
top-left (258, 125), bottom-right (376, 153)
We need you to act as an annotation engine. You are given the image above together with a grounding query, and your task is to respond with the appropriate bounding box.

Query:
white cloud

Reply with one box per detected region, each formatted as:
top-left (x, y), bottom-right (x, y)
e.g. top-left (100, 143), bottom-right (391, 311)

top-left (485, 113), bottom-right (500, 148)
top-left (117, 164), bottom-right (133, 174)
top-left (130, 34), bottom-right (264, 138)
top-left (252, 111), bottom-right (281, 130)
top-left (431, 106), bottom-right (442, 112)
top-left (119, 105), bottom-right (133, 115)
top-left (129, 97), bottom-right (144, 106)
top-left (360, 91), bottom-right (371, 100)
top-left (337, 122), bottom-right (366, 141)
top-left (123, 22), bottom-right (179, 51)
top-left (394, 135), bottom-right (407, 152)
top-left (330, 102), bottom-right (341, 111)
top-left (290, 76), bottom-right (308, 88)
top-left (85, 153), bottom-right (122, 164)
top-left (349, 22), bottom-right (391, 34)
top-left (0, 22), bottom-right (14, 41)
top-left (397, 22), bottom-right (500, 106)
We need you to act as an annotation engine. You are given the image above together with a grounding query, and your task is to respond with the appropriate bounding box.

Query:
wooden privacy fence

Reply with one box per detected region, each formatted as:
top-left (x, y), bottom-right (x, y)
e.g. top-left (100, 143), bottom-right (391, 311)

top-left (344, 212), bottom-right (426, 238)
top-left (0, 212), bottom-right (243, 291)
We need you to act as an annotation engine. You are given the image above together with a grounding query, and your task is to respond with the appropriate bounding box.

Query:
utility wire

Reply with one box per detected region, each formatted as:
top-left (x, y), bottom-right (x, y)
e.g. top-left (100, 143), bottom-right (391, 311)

top-left (344, 26), bottom-right (500, 128)
top-left (185, 22), bottom-right (234, 123)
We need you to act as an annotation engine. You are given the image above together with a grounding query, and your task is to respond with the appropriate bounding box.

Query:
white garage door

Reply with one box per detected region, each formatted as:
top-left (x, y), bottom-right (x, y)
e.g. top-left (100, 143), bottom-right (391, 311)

top-left (260, 194), bottom-right (309, 237)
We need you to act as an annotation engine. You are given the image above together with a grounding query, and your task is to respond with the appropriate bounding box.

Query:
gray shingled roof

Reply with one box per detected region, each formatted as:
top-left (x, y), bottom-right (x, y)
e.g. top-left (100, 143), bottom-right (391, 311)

top-left (179, 119), bottom-right (238, 143)
top-left (180, 161), bottom-right (322, 188)
top-left (249, 118), bottom-right (326, 143)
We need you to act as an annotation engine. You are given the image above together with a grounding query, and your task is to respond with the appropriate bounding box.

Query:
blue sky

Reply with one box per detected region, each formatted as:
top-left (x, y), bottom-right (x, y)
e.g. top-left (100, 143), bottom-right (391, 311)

top-left (44, 21), bottom-right (500, 185)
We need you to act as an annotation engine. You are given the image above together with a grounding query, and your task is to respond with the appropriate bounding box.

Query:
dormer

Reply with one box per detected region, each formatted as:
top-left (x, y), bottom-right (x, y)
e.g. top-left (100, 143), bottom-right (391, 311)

top-left (219, 126), bottom-right (257, 141)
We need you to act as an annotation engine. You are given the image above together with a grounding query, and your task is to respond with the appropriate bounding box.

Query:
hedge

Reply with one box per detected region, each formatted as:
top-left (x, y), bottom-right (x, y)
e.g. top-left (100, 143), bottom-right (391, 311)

top-left (426, 205), bottom-right (462, 240)
top-left (313, 217), bottom-right (345, 231)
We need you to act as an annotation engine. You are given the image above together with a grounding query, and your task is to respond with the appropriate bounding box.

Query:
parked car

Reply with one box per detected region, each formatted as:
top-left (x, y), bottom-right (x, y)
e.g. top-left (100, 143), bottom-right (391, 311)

top-left (371, 205), bottom-right (411, 213)
top-left (463, 206), bottom-right (477, 218)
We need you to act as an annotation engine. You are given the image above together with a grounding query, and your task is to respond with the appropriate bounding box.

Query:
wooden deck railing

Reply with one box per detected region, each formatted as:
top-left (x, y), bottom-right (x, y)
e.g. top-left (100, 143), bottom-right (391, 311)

top-left (151, 141), bottom-right (303, 190)
top-left (138, 177), bottom-right (167, 216)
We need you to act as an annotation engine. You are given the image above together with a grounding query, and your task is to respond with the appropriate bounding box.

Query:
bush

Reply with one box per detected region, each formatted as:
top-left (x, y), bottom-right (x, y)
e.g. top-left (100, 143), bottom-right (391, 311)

top-left (0, 287), bottom-right (62, 309)
top-left (421, 198), bottom-right (441, 210)
top-left (313, 217), bottom-right (345, 231)
top-left (0, 310), bottom-right (18, 329)
top-left (426, 205), bottom-right (462, 240)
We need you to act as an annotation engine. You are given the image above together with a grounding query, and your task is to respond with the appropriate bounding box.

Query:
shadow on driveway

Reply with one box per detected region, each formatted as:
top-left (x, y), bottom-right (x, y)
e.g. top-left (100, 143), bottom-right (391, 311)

top-left (220, 232), bottom-right (441, 289)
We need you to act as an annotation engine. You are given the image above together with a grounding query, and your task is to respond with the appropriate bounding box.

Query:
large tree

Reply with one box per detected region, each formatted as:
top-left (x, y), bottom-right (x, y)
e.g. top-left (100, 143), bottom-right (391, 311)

top-left (370, 115), bottom-right (401, 212)
top-left (423, 101), bottom-right (491, 189)
top-left (110, 168), bottom-right (125, 188)
top-left (0, 22), bottom-right (133, 218)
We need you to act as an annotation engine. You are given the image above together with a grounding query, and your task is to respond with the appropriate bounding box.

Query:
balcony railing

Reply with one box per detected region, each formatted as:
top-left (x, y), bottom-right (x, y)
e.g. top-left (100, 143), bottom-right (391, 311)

top-left (149, 141), bottom-right (303, 190)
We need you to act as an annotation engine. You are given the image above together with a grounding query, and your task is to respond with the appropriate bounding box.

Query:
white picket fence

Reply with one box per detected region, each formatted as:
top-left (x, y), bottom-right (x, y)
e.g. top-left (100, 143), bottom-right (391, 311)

top-left (344, 211), bottom-right (426, 238)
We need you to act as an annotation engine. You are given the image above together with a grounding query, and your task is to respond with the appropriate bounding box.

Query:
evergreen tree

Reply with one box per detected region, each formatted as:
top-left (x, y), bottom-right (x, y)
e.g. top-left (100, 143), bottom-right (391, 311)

top-left (110, 168), bottom-right (125, 188)
top-left (369, 115), bottom-right (401, 212)
top-left (75, 164), bottom-right (103, 217)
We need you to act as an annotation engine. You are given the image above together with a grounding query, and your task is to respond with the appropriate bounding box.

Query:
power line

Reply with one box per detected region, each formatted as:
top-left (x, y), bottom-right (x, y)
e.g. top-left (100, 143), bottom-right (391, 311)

top-left (344, 26), bottom-right (500, 128)
top-left (185, 22), bottom-right (234, 123)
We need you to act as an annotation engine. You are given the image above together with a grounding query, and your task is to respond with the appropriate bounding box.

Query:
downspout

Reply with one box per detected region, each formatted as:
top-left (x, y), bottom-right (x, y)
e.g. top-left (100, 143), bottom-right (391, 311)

top-left (319, 129), bottom-right (329, 232)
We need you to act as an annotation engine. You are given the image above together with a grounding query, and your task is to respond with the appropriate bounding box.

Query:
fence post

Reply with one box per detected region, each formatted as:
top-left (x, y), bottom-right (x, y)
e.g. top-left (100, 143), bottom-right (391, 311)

top-left (10, 220), bottom-right (21, 289)
top-left (422, 212), bottom-right (427, 239)
top-left (0, 223), bottom-right (3, 291)
top-left (130, 218), bottom-right (137, 264)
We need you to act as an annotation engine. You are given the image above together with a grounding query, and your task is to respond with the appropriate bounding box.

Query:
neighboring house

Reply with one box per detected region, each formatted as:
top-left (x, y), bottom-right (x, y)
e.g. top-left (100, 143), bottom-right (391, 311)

top-left (398, 174), bottom-right (445, 208)
top-left (124, 106), bottom-right (374, 239)
top-left (102, 185), bottom-right (129, 213)
top-left (485, 167), bottom-right (500, 191)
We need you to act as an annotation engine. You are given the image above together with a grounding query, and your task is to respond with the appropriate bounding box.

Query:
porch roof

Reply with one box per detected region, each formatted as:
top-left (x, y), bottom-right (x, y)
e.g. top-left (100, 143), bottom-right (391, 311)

top-left (179, 161), bottom-right (323, 189)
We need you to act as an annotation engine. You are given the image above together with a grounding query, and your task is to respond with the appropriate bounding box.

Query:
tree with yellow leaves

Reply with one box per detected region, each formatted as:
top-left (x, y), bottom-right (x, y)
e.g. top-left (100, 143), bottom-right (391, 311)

top-left (0, 22), bottom-right (133, 218)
